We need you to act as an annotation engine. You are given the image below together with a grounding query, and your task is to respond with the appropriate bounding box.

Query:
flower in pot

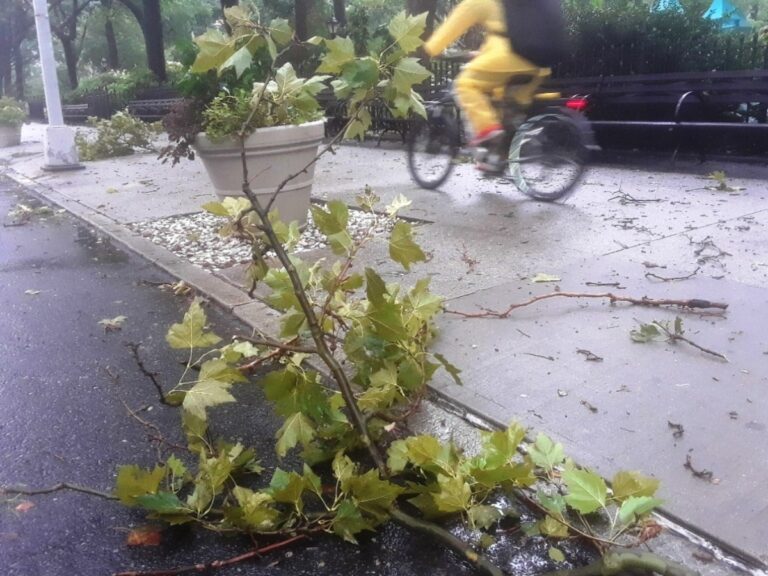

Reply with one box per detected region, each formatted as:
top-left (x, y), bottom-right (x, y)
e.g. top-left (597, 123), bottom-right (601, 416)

top-left (0, 97), bottom-right (27, 148)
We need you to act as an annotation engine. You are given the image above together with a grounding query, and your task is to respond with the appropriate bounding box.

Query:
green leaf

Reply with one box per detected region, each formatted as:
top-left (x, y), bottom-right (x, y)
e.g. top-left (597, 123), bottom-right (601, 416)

top-left (358, 364), bottom-right (401, 412)
top-left (392, 57), bottom-right (431, 94)
top-left (612, 470), bottom-right (660, 501)
top-left (549, 547), bottom-right (567, 563)
top-left (387, 440), bottom-right (410, 473)
top-left (317, 36), bottom-right (356, 74)
top-left (332, 500), bottom-right (374, 543)
top-left (202, 201), bottom-right (230, 217)
top-left (275, 413), bottom-right (316, 458)
top-left (471, 462), bottom-right (535, 489)
top-left (539, 515), bottom-right (569, 538)
top-left (368, 302), bottom-right (408, 342)
top-left (365, 268), bottom-right (387, 307)
top-left (115, 465), bottom-right (165, 506)
top-left (433, 353), bottom-right (462, 386)
top-left (220, 45), bottom-right (253, 77)
top-left (333, 452), bottom-right (357, 490)
top-left (387, 11), bottom-right (427, 53)
top-left (191, 29), bottom-right (235, 74)
top-left (342, 57), bottom-right (380, 88)
top-left (433, 474), bottom-right (472, 514)
top-left (268, 468), bottom-right (306, 512)
top-left (563, 469), bottom-right (608, 514)
top-left (481, 423), bottom-right (526, 468)
top-left (529, 433), bottom-right (566, 472)
top-left (389, 221), bottom-right (426, 271)
top-left (468, 505), bottom-right (503, 530)
top-left (135, 492), bottom-right (190, 514)
top-left (618, 496), bottom-right (664, 525)
top-left (631, 322), bottom-right (663, 343)
top-left (166, 300), bottom-right (222, 349)
top-left (182, 378), bottom-right (236, 420)
top-left (269, 18), bottom-right (293, 45)
top-left (232, 486), bottom-right (280, 531)
top-left (347, 470), bottom-right (404, 521)
top-left (537, 490), bottom-right (566, 517)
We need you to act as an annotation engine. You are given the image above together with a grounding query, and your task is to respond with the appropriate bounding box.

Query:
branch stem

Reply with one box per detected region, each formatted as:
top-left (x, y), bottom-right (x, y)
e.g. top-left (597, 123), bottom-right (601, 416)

top-left (1, 482), bottom-right (116, 501)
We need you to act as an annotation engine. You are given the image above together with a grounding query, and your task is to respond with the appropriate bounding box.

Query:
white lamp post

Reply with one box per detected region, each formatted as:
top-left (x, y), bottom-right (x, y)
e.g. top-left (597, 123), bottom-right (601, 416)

top-left (32, 0), bottom-right (81, 170)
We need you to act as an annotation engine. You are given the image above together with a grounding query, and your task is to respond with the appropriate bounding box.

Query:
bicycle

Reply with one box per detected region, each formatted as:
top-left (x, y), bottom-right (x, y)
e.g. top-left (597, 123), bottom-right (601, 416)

top-left (407, 68), bottom-right (598, 201)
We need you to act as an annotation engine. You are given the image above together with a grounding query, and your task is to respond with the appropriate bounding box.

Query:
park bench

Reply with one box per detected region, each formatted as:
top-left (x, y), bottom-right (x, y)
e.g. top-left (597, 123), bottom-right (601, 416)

top-left (126, 97), bottom-right (184, 122)
top-left (61, 103), bottom-right (90, 123)
top-left (547, 69), bottom-right (768, 156)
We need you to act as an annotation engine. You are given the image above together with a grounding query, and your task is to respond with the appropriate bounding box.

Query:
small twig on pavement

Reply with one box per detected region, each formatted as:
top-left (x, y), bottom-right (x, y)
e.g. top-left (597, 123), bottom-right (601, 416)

top-left (126, 342), bottom-right (171, 405)
top-left (577, 349), bottom-right (603, 362)
top-left (523, 352), bottom-right (555, 361)
top-left (446, 291), bottom-right (728, 320)
top-left (654, 323), bottom-right (728, 362)
top-left (645, 267), bottom-right (700, 282)
top-left (120, 399), bottom-right (191, 458)
top-left (585, 281), bottom-right (624, 289)
top-left (608, 190), bottom-right (665, 205)
top-left (684, 454), bottom-right (716, 483)
top-left (113, 534), bottom-right (308, 576)
top-left (1, 482), bottom-right (116, 501)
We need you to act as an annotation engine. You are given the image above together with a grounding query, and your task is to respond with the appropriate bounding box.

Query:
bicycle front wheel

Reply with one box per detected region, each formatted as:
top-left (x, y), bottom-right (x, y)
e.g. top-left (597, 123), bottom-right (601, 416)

top-left (508, 113), bottom-right (587, 201)
top-left (407, 120), bottom-right (459, 190)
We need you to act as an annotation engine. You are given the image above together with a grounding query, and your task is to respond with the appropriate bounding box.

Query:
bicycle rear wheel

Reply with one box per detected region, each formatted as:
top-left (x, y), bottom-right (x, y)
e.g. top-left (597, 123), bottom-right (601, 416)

top-left (407, 120), bottom-right (459, 190)
top-left (508, 113), bottom-right (587, 201)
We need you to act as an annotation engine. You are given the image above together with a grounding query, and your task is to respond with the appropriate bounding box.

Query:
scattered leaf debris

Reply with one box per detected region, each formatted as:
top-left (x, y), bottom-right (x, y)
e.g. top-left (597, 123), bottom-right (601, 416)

top-left (126, 527), bottom-right (163, 547)
top-left (14, 501), bottom-right (35, 514)
top-left (580, 400), bottom-right (598, 413)
top-left (577, 349), bottom-right (603, 362)
top-left (684, 454), bottom-right (717, 483)
top-left (531, 273), bottom-right (561, 283)
top-left (99, 315), bottom-right (127, 332)
top-left (668, 421), bottom-right (684, 439)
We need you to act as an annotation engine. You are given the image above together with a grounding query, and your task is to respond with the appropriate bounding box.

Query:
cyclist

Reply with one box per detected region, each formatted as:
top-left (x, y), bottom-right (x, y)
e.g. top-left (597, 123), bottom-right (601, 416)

top-left (424, 0), bottom-right (547, 170)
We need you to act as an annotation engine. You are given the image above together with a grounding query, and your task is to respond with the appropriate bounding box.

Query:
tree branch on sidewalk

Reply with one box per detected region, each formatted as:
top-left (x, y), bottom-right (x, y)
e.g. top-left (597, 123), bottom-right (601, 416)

top-left (446, 291), bottom-right (728, 319)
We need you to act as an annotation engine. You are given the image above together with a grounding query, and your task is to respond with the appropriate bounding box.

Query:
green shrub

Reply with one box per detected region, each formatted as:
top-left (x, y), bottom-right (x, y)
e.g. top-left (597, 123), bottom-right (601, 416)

top-left (0, 97), bottom-right (27, 127)
top-left (75, 110), bottom-right (162, 161)
top-left (558, 0), bottom-right (763, 76)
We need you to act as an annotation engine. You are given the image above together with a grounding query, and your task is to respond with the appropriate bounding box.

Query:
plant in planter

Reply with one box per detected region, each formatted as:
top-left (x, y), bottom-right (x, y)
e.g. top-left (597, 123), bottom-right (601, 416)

top-left (160, 6), bottom-right (431, 226)
top-left (0, 97), bottom-right (27, 148)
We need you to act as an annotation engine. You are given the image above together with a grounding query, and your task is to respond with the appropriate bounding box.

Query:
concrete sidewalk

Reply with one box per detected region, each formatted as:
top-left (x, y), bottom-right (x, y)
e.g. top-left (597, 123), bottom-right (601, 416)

top-left (2, 123), bottom-right (767, 570)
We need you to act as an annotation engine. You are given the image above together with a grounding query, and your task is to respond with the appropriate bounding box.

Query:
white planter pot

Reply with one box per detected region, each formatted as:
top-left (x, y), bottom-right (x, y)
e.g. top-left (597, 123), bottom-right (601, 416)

top-left (194, 120), bottom-right (325, 226)
top-left (0, 124), bottom-right (22, 147)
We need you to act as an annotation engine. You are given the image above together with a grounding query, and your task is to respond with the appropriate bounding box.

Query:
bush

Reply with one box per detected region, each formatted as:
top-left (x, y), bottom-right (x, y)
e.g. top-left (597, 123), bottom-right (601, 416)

top-left (75, 110), bottom-right (162, 160)
top-left (557, 0), bottom-right (764, 76)
top-left (0, 97), bottom-right (27, 127)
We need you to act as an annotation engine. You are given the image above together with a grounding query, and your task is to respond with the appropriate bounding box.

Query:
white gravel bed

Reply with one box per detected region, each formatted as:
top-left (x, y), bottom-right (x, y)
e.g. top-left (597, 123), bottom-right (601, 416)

top-left (128, 207), bottom-right (392, 271)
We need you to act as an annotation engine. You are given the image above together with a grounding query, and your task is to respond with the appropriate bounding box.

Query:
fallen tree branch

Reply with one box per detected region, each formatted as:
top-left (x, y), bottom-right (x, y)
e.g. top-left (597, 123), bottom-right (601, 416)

top-left (1, 482), bottom-right (117, 501)
top-left (645, 268), bottom-right (700, 282)
top-left (390, 507), bottom-right (504, 576)
top-left (539, 552), bottom-right (698, 576)
top-left (113, 534), bottom-right (307, 576)
top-left (446, 292), bottom-right (728, 319)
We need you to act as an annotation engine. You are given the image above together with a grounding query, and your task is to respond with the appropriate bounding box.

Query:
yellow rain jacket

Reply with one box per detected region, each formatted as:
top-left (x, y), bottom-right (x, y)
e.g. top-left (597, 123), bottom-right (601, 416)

top-left (424, 0), bottom-right (545, 135)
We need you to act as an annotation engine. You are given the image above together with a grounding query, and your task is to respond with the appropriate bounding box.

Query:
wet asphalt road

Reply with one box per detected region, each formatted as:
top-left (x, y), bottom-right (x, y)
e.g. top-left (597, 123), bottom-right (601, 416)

top-left (0, 176), bottom-right (590, 576)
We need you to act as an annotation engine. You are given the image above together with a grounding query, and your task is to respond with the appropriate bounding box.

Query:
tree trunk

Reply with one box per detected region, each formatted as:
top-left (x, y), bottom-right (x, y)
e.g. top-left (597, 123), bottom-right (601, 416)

top-left (14, 45), bottom-right (24, 98)
top-left (61, 38), bottom-right (80, 89)
top-left (406, 0), bottom-right (438, 37)
top-left (105, 18), bottom-right (120, 69)
top-left (294, 0), bottom-right (311, 41)
top-left (141, 0), bottom-right (166, 81)
top-left (332, 0), bottom-right (346, 30)
top-left (102, 0), bottom-right (120, 69)
top-left (0, 22), bottom-right (11, 97)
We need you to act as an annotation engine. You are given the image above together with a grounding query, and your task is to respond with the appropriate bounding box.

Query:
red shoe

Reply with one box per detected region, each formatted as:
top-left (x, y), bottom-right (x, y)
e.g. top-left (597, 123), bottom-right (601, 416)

top-left (470, 124), bottom-right (504, 147)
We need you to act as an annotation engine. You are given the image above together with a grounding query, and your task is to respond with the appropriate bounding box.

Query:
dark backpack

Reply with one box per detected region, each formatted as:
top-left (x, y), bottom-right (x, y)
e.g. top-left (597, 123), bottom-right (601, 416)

top-left (501, 0), bottom-right (567, 68)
